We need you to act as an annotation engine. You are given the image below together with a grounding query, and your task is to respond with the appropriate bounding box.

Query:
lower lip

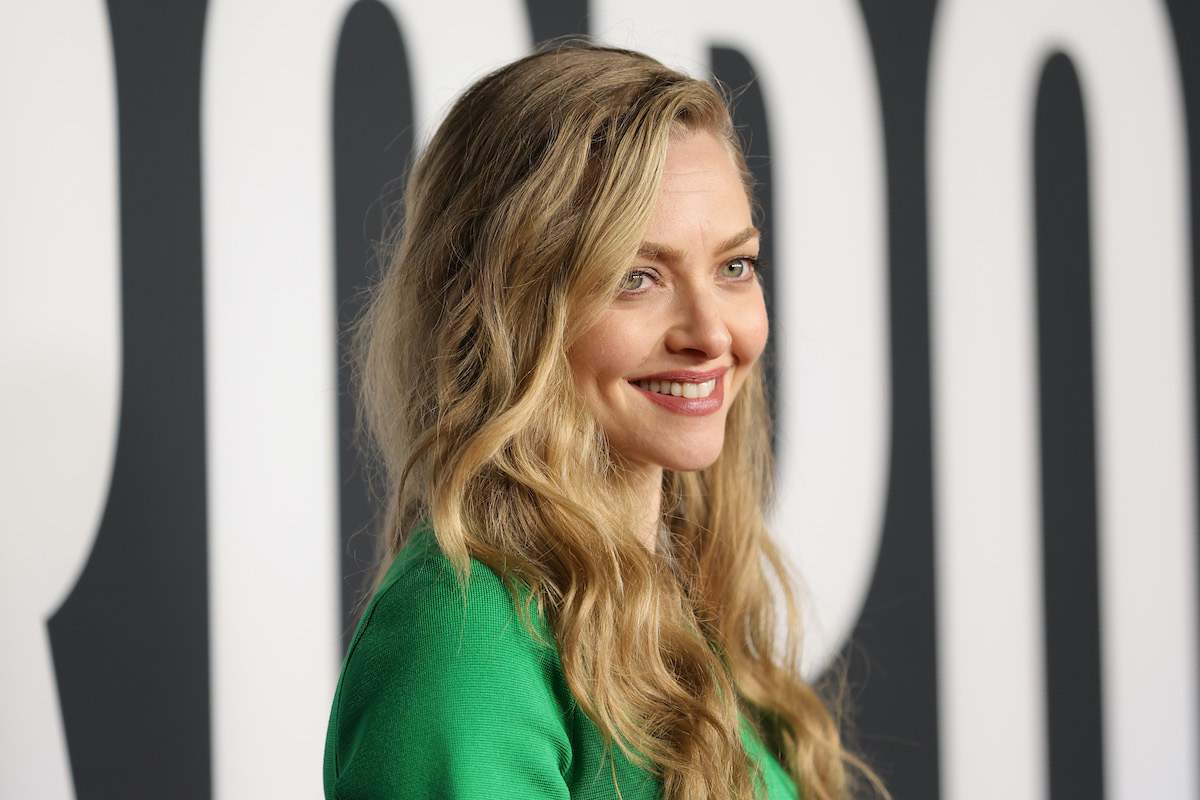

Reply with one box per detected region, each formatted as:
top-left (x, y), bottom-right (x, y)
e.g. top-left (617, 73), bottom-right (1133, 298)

top-left (630, 378), bottom-right (725, 416)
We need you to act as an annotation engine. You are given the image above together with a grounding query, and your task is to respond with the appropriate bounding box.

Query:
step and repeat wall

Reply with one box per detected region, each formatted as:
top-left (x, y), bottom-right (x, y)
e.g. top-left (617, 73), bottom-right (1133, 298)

top-left (3, 1), bottom-right (1198, 798)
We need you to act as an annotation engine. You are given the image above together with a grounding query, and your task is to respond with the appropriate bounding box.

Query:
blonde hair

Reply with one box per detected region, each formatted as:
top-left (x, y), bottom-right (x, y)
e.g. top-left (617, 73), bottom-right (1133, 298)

top-left (357, 43), bottom-right (882, 800)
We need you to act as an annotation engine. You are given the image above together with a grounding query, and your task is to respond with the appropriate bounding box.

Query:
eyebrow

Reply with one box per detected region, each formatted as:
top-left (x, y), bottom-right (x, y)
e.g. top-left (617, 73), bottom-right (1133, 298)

top-left (637, 226), bottom-right (761, 264)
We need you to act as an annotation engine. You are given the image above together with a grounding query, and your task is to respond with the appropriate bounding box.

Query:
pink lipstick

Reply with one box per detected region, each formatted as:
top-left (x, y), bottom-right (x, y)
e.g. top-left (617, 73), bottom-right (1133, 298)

top-left (628, 368), bottom-right (727, 416)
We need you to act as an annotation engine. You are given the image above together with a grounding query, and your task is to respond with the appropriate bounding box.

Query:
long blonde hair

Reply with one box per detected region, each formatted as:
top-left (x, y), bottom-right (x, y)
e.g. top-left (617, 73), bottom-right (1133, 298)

top-left (357, 43), bottom-right (881, 800)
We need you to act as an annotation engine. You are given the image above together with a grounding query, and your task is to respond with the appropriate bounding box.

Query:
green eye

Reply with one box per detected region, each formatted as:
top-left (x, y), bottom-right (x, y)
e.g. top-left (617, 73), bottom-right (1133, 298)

top-left (721, 258), bottom-right (754, 278)
top-left (620, 271), bottom-right (649, 291)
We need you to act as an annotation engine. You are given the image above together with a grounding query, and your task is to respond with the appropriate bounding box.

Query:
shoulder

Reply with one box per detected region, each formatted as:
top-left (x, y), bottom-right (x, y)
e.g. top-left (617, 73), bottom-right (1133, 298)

top-left (325, 527), bottom-right (576, 799)
top-left (357, 528), bottom-right (551, 665)
top-left (341, 525), bottom-right (570, 718)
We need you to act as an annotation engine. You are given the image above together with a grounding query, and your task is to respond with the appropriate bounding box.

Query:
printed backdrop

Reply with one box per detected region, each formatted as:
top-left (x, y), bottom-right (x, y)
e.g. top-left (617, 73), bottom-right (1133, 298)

top-left (2, 1), bottom-right (1198, 798)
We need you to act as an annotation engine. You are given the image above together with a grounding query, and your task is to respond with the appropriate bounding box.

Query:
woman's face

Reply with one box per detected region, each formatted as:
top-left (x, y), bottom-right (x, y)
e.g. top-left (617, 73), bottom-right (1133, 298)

top-left (570, 132), bottom-right (768, 477)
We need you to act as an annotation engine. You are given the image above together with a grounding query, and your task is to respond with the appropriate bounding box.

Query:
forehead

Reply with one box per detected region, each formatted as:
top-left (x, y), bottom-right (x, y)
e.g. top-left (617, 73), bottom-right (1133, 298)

top-left (648, 133), bottom-right (754, 239)
top-left (660, 130), bottom-right (748, 191)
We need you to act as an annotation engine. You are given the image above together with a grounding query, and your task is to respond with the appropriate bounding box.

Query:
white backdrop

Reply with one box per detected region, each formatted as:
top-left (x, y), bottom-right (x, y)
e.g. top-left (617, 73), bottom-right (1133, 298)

top-left (1, 1), bottom-right (1197, 798)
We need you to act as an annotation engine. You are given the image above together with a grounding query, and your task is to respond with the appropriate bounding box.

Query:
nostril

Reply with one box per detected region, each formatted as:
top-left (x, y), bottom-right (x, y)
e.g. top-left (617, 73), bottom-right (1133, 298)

top-left (665, 301), bottom-right (733, 357)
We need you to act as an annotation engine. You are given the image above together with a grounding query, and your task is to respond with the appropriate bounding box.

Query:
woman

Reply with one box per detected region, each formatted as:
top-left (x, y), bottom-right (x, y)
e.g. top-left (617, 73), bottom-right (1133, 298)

top-left (324, 44), bottom-right (881, 800)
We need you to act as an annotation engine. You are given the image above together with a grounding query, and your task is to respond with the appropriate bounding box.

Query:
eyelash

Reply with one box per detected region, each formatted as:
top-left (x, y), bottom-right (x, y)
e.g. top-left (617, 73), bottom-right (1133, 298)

top-left (618, 256), bottom-right (763, 294)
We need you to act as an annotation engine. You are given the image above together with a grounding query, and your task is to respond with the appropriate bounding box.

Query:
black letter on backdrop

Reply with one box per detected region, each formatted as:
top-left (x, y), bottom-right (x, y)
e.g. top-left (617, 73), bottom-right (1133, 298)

top-left (1163, 0), bottom-right (1200, 767)
top-left (525, 0), bottom-right (589, 45)
top-left (47, 1), bottom-right (211, 797)
top-left (333, 0), bottom-right (416, 651)
top-left (1034, 51), bottom-right (1105, 800)
top-left (848, 2), bottom-right (942, 797)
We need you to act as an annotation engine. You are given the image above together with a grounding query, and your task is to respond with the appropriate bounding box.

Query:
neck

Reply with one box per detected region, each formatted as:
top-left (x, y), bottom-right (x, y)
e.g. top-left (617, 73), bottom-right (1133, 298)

top-left (626, 464), bottom-right (664, 551)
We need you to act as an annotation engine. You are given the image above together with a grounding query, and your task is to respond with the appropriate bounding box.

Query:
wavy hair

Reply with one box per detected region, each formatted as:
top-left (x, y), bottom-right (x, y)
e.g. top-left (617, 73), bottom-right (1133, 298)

top-left (357, 43), bottom-right (883, 800)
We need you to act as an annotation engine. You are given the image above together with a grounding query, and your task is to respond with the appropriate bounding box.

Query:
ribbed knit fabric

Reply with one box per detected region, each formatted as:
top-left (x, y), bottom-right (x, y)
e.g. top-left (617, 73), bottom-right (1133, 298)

top-left (323, 525), bottom-right (799, 800)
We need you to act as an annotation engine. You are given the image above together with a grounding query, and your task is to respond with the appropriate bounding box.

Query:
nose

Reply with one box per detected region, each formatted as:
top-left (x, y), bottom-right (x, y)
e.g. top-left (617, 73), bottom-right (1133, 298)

top-left (664, 285), bottom-right (733, 359)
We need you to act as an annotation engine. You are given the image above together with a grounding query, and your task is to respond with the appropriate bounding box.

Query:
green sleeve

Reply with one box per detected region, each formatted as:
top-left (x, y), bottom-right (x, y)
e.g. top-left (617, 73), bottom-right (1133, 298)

top-left (324, 547), bottom-right (576, 800)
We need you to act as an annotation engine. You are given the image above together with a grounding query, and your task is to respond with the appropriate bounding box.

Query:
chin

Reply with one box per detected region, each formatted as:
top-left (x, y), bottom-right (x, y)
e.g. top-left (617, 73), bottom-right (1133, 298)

top-left (609, 427), bottom-right (730, 475)
top-left (656, 445), bottom-right (727, 474)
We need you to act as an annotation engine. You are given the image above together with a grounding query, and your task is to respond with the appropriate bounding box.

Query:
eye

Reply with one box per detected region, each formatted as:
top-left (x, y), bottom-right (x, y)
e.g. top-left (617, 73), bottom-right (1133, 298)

top-left (619, 269), bottom-right (653, 293)
top-left (720, 257), bottom-right (758, 279)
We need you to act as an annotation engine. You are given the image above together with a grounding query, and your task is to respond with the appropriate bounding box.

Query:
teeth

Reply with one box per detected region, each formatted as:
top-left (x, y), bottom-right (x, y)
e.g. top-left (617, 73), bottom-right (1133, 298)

top-left (636, 378), bottom-right (718, 398)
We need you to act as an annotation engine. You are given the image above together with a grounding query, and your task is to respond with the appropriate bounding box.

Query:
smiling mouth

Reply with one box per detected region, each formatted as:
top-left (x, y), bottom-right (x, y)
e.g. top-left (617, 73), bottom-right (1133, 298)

top-left (633, 378), bottom-right (718, 399)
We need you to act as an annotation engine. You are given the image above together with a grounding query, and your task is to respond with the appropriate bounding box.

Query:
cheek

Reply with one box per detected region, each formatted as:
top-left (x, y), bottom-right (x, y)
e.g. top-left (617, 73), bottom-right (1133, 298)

top-left (569, 324), bottom-right (628, 406)
top-left (570, 314), bottom-right (654, 387)
top-left (570, 316), bottom-right (614, 377)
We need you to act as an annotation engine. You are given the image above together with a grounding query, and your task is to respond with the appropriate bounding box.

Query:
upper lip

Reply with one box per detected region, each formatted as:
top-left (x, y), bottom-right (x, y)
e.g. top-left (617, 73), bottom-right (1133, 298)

top-left (629, 367), bottom-right (729, 383)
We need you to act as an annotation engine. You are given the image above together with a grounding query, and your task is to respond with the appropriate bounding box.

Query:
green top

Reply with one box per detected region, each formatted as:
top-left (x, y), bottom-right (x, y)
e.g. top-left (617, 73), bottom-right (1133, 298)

top-left (323, 526), bottom-right (799, 799)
